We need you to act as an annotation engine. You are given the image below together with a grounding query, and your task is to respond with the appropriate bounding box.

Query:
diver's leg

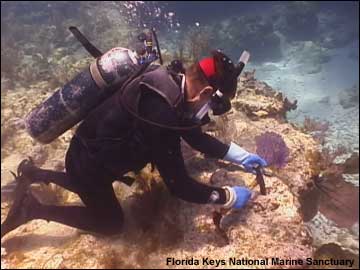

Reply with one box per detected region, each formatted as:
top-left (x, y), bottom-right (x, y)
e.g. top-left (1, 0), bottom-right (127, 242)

top-left (17, 159), bottom-right (78, 193)
top-left (1, 181), bottom-right (124, 238)
top-left (32, 183), bottom-right (124, 235)
top-left (29, 169), bottom-right (77, 193)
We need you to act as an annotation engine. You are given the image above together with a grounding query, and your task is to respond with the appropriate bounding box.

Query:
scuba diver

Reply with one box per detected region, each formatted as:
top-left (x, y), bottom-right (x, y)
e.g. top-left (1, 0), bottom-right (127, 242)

top-left (1, 28), bottom-right (267, 238)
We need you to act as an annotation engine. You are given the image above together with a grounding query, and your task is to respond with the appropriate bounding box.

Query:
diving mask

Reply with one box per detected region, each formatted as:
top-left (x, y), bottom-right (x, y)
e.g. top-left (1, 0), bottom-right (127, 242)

top-left (193, 50), bottom-right (251, 122)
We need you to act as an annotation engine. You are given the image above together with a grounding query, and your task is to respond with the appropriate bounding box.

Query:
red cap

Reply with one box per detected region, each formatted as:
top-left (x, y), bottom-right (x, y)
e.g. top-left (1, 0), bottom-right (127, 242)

top-left (198, 57), bottom-right (216, 79)
top-left (198, 50), bottom-right (238, 99)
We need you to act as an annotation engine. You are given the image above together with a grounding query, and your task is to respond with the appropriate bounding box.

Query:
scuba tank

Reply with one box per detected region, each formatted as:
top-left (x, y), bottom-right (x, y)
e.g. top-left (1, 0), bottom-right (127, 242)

top-left (25, 27), bottom-right (161, 144)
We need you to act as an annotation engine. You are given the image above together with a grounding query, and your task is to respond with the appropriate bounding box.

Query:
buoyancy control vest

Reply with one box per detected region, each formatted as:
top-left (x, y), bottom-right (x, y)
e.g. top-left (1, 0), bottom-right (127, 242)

top-left (120, 65), bottom-right (184, 114)
top-left (25, 47), bottom-right (140, 144)
top-left (119, 65), bottom-right (212, 130)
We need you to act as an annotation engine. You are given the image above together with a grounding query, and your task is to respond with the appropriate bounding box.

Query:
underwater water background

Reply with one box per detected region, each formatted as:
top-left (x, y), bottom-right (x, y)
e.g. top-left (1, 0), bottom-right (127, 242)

top-left (1, 0), bottom-right (359, 263)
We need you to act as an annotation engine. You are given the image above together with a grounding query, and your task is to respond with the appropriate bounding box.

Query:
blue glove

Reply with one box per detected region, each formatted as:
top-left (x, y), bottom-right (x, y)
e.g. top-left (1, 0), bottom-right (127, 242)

top-left (223, 142), bottom-right (267, 174)
top-left (242, 154), bottom-right (267, 173)
top-left (223, 186), bottom-right (252, 209)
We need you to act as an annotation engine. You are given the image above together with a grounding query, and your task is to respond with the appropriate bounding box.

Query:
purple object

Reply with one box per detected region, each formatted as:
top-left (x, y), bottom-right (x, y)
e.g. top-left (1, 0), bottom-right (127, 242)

top-left (255, 132), bottom-right (289, 169)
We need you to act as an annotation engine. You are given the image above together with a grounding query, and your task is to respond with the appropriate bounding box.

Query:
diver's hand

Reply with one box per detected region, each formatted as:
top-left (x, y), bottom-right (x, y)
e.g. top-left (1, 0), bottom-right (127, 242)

top-left (223, 142), bottom-right (267, 173)
top-left (241, 154), bottom-right (267, 173)
top-left (222, 186), bottom-right (252, 209)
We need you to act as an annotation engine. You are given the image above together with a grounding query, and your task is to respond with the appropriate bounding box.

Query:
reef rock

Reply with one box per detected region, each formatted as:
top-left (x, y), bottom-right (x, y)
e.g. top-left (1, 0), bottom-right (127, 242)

top-left (232, 70), bottom-right (297, 120)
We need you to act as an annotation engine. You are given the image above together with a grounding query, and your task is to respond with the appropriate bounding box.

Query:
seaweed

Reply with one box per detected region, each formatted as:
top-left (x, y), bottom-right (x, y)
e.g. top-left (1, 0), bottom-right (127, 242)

top-left (129, 170), bottom-right (184, 251)
top-left (299, 183), bottom-right (321, 222)
top-left (314, 166), bottom-right (359, 223)
top-left (304, 145), bottom-right (359, 228)
top-left (302, 116), bottom-right (330, 145)
top-left (302, 117), bottom-right (330, 132)
top-left (305, 145), bottom-right (348, 177)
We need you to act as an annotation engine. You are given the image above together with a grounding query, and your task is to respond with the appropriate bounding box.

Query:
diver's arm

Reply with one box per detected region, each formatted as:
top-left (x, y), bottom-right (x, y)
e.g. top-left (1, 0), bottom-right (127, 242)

top-left (153, 144), bottom-right (228, 204)
top-left (138, 91), bottom-right (227, 204)
top-left (181, 127), bottom-right (229, 159)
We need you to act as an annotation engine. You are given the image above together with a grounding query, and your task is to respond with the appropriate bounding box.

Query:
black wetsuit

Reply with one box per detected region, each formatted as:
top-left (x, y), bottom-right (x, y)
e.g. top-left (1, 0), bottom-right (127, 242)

top-left (28, 73), bottom-right (230, 235)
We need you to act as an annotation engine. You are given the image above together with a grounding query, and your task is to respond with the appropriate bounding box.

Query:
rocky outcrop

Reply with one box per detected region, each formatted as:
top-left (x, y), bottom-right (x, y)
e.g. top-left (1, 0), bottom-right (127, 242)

top-left (231, 70), bottom-right (297, 120)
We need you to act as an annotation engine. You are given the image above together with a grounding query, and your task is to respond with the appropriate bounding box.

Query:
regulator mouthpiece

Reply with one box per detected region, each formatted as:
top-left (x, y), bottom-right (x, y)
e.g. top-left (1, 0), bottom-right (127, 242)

top-left (194, 101), bottom-right (211, 121)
